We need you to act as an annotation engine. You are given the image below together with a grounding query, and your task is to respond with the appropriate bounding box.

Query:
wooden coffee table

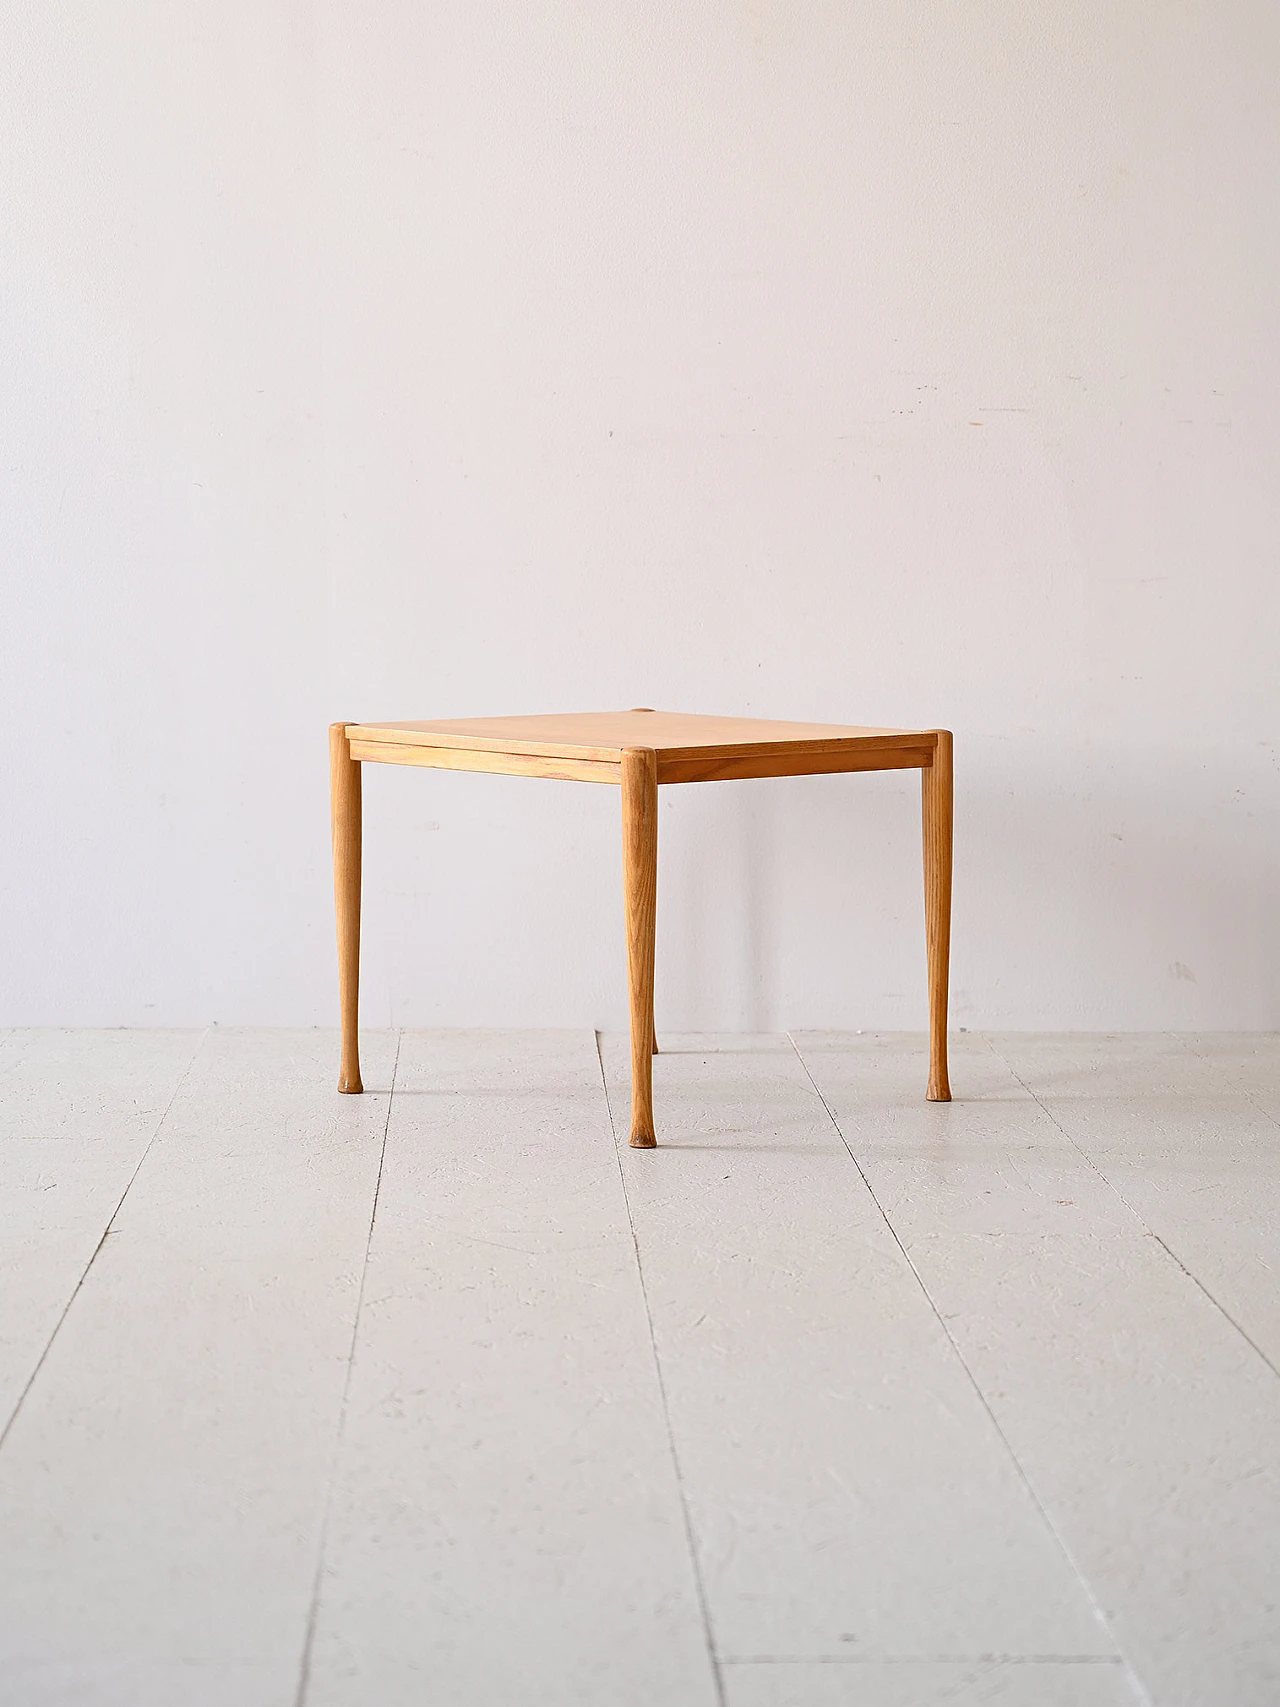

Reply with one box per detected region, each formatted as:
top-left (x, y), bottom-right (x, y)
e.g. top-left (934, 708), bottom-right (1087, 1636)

top-left (329, 710), bottom-right (952, 1146)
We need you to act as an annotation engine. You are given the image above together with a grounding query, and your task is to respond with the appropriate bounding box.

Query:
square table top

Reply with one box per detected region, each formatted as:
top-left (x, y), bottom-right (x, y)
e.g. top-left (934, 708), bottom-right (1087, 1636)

top-left (343, 710), bottom-right (943, 785)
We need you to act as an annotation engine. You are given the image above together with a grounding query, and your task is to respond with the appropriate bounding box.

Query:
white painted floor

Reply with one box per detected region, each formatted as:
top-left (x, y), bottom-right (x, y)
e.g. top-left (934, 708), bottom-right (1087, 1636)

top-left (1, 1031), bottom-right (1278, 1706)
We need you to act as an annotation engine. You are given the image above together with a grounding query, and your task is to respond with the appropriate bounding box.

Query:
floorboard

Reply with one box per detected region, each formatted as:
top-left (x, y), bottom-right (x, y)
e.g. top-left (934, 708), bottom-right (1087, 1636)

top-left (302, 1030), bottom-right (716, 1707)
top-left (995, 1033), bottom-right (1280, 1371)
top-left (0, 1029), bottom-right (396, 1707)
top-left (721, 1655), bottom-right (1135, 1706)
top-left (0, 1029), bottom-right (202, 1438)
top-left (795, 1031), bottom-right (1280, 1707)
top-left (599, 1033), bottom-right (1114, 1670)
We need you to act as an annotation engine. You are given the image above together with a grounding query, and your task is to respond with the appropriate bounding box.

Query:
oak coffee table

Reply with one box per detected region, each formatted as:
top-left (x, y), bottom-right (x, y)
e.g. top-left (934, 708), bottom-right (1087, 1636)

top-left (329, 710), bottom-right (952, 1146)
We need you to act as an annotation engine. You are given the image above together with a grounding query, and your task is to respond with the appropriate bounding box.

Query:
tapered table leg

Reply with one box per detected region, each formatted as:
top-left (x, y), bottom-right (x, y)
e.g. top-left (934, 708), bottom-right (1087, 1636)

top-left (922, 729), bottom-right (952, 1101)
top-left (621, 747), bottom-right (658, 1146)
top-left (329, 722), bottom-right (363, 1094)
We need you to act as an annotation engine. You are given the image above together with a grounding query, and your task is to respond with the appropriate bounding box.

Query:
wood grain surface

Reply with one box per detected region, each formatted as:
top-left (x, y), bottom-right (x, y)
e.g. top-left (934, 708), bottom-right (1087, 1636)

top-left (621, 748), bottom-right (659, 1147)
top-left (329, 723), bottom-right (364, 1094)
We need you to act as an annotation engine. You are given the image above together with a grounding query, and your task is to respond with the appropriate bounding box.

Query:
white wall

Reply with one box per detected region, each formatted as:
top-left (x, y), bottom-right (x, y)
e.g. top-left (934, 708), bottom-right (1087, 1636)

top-left (2, 1), bottom-right (1277, 1031)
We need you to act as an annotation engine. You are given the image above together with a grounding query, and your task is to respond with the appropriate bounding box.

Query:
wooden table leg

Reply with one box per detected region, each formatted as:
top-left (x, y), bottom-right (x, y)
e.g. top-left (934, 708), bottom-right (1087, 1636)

top-left (621, 747), bottom-right (658, 1146)
top-left (922, 729), bottom-right (952, 1102)
top-left (329, 722), bottom-right (364, 1094)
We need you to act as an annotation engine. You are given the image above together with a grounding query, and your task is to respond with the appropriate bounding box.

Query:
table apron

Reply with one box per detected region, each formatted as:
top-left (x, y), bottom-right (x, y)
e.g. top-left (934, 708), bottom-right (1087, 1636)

top-left (346, 741), bottom-right (622, 784)
top-left (657, 745), bottom-right (935, 783)
top-left (348, 738), bottom-right (935, 785)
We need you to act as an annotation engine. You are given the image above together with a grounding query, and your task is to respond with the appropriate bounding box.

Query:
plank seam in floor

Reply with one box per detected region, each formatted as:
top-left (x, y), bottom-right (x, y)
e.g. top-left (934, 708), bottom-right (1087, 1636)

top-left (783, 1032), bottom-right (1147, 1704)
top-left (0, 1026), bottom-right (208, 1455)
top-left (594, 1029), bottom-right (728, 1707)
top-left (1180, 1030), bottom-right (1280, 1134)
top-left (721, 1652), bottom-right (1127, 1665)
top-left (988, 1035), bottom-right (1280, 1386)
top-left (294, 1027), bottom-right (403, 1707)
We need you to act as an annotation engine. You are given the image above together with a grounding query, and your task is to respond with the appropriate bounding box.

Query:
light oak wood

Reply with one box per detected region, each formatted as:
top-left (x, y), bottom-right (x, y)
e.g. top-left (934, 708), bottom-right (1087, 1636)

top-left (348, 735), bottom-right (937, 788)
top-left (922, 729), bottom-right (953, 1102)
top-left (329, 723), bottom-right (363, 1094)
top-left (329, 709), bottom-right (954, 1140)
top-left (347, 710), bottom-right (924, 773)
top-left (656, 744), bottom-right (932, 785)
top-left (347, 739), bottom-right (620, 785)
top-left (621, 748), bottom-right (658, 1148)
